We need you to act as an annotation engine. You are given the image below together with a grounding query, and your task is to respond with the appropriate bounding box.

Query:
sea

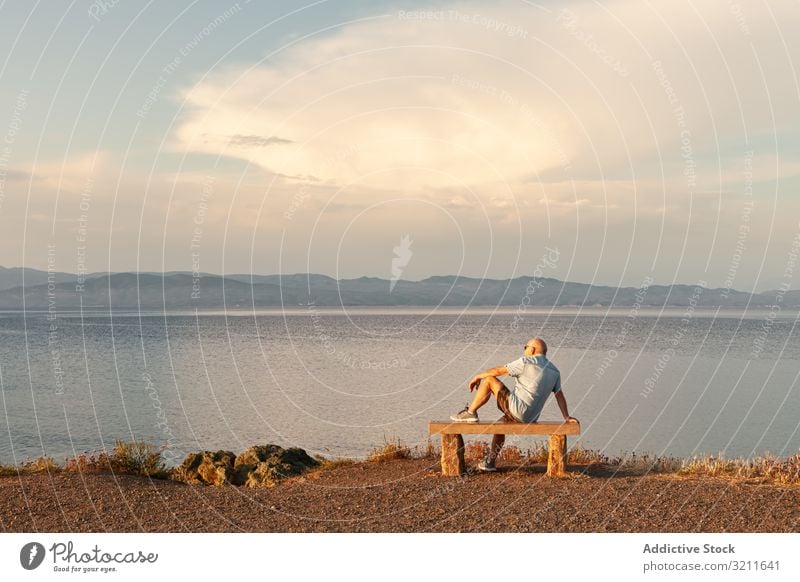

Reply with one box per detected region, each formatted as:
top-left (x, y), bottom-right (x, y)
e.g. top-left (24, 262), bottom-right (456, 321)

top-left (1, 307), bottom-right (799, 465)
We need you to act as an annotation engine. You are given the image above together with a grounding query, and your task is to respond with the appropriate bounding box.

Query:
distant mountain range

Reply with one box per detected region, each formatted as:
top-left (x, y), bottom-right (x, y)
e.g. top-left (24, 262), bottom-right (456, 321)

top-left (0, 266), bottom-right (797, 310)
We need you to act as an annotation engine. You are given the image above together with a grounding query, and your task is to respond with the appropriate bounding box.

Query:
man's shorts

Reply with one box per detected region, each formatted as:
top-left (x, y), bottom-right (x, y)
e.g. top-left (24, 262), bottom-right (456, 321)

top-left (496, 382), bottom-right (521, 422)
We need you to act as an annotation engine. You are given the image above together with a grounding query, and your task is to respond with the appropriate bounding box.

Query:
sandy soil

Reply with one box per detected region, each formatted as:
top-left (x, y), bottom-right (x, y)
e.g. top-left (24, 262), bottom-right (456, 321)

top-left (2, 459), bottom-right (798, 532)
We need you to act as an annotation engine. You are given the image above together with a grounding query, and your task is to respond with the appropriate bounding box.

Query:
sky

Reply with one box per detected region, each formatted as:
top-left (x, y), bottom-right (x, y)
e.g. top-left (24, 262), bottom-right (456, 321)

top-left (0, 0), bottom-right (799, 292)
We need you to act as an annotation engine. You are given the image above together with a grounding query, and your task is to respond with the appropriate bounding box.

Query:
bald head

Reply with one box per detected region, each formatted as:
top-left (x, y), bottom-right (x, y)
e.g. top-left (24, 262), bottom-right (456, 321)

top-left (524, 338), bottom-right (547, 355)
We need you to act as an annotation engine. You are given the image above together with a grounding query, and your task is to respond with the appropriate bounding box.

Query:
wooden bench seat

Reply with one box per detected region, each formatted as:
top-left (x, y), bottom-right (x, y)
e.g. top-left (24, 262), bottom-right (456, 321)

top-left (428, 420), bottom-right (581, 477)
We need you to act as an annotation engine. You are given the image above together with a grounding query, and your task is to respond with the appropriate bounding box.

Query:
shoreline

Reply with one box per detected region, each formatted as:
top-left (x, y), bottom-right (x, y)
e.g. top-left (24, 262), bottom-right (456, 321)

top-left (2, 458), bottom-right (798, 533)
top-left (4, 306), bottom-right (800, 317)
top-left (1, 441), bottom-right (798, 533)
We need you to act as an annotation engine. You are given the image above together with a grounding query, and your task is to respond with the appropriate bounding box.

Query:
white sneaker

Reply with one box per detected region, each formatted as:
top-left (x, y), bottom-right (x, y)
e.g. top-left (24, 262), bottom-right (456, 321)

top-left (477, 458), bottom-right (497, 472)
top-left (450, 405), bottom-right (478, 422)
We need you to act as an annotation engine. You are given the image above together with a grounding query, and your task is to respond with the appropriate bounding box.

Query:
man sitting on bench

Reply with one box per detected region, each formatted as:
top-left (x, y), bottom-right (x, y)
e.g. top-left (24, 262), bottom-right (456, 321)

top-left (450, 337), bottom-right (577, 471)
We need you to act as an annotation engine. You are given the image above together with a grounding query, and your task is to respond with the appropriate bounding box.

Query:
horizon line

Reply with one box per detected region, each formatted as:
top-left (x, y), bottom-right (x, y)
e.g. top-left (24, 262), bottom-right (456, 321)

top-left (0, 265), bottom-right (794, 294)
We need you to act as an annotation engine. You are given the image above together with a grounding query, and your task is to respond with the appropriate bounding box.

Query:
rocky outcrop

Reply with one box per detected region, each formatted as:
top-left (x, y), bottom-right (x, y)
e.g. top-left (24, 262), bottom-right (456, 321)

top-left (175, 445), bottom-right (319, 487)
top-left (174, 450), bottom-right (236, 486)
top-left (233, 445), bottom-right (320, 487)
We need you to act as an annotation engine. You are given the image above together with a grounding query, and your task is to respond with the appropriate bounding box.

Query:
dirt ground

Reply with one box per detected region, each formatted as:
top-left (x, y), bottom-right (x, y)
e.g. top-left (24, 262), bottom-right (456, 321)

top-left (2, 459), bottom-right (798, 532)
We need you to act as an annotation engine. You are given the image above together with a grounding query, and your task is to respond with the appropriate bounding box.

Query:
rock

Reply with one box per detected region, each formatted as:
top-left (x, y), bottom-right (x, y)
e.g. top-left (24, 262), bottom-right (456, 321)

top-left (233, 445), bottom-right (284, 472)
top-left (174, 450), bottom-right (236, 486)
top-left (233, 445), bottom-right (320, 488)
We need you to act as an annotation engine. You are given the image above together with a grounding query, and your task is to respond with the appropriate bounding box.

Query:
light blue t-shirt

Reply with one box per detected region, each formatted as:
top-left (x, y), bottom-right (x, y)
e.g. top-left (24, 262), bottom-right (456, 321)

top-left (504, 354), bottom-right (561, 423)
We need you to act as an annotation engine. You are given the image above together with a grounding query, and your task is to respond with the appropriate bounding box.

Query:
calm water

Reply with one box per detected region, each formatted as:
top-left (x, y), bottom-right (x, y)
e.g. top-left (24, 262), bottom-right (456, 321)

top-left (1, 308), bottom-right (799, 465)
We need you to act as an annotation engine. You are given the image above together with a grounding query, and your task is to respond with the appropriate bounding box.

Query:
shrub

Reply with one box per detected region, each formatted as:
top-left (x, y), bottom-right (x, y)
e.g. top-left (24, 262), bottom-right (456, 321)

top-left (63, 452), bottom-right (113, 473)
top-left (499, 445), bottom-right (523, 464)
top-left (108, 440), bottom-right (170, 478)
top-left (524, 442), bottom-right (550, 464)
top-left (464, 440), bottom-right (489, 463)
top-left (0, 464), bottom-right (17, 477)
top-left (367, 436), bottom-right (411, 462)
top-left (418, 438), bottom-right (439, 459)
top-left (678, 452), bottom-right (800, 485)
top-left (20, 456), bottom-right (60, 474)
top-left (63, 440), bottom-right (170, 479)
top-left (566, 445), bottom-right (607, 465)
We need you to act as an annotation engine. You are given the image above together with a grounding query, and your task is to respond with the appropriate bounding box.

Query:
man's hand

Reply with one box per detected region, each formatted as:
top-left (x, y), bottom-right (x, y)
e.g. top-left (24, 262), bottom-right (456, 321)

top-left (468, 377), bottom-right (481, 392)
top-left (564, 416), bottom-right (579, 424)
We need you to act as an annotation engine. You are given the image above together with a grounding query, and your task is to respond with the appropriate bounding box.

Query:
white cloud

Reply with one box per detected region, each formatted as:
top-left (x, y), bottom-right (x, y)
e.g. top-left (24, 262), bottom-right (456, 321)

top-left (23, 152), bottom-right (108, 194)
top-left (10, 0), bottom-right (799, 287)
top-left (172, 0), bottom-right (798, 214)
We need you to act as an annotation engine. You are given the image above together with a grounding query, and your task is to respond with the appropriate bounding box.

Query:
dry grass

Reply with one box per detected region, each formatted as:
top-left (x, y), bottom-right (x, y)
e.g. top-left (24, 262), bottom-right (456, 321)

top-left (24, 456), bottom-right (61, 473)
top-left (361, 436), bottom-right (800, 486)
top-left (368, 436), bottom-right (448, 462)
top-left (498, 445), bottom-right (524, 464)
top-left (65, 440), bottom-right (170, 478)
top-left (420, 438), bottom-right (439, 459)
top-left (0, 456), bottom-right (61, 476)
top-left (4, 437), bottom-right (799, 487)
top-left (523, 442), bottom-right (550, 464)
top-left (464, 440), bottom-right (489, 463)
top-left (0, 441), bottom-right (171, 480)
top-left (107, 440), bottom-right (169, 478)
top-left (617, 452), bottom-right (683, 474)
top-left (451, 437), bottom-right (800, 486)
top-left (63, 451), bottom-right (113, 474)
top-left (366, 436), bottom-right (412, 463)
top-left (463, 441), bottom-right (525, 464)
top-left (678, 453), bottom-right (800, 485)
top-left (566, 444), bottom-right (606, 465)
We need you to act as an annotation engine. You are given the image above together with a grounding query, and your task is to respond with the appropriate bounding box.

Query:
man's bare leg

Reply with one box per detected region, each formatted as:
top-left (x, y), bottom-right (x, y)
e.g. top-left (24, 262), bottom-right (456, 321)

top-left (464, 377), bottom-right (507, 468)
top-left (467, 376), bottom-right (502, 413)
top-left (468, 378), bottom-right (507, 462)
top-left (488, 434), bottom-right (505, 463)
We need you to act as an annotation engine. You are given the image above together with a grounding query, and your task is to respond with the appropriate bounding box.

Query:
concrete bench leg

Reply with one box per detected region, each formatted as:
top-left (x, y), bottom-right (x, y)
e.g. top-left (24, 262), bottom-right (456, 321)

top-left (547, 434), bottom-right (567, 477)
top-left (441, 434), bottom-right (465, 476)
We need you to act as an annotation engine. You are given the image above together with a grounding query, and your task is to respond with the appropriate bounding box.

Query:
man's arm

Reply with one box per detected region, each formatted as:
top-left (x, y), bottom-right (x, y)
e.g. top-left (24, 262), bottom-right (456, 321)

top-left (554, 390), bottom-right (578, 423)
top-left (468, 366), bottom-right (508, 391)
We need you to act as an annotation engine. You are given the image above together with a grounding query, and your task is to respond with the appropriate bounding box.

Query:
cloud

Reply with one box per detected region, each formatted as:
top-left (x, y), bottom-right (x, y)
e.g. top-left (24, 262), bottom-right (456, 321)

top-left (171, 0), bottom-right (798, 215)
top-left (173, 3), bottom-right (587, 192)
top-left (21, 152), bottom-right (108, 194)
top-left (227, 134), bottom-right (295, 148)
top-left (46, 0), bottom-right (785, 287)
top-left (2, 169), bottom-right (34, 181)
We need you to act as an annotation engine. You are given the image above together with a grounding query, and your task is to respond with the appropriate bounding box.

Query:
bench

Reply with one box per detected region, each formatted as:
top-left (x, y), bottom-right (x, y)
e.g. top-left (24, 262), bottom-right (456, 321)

top-left (428, 420), bottom-right (581, 477)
